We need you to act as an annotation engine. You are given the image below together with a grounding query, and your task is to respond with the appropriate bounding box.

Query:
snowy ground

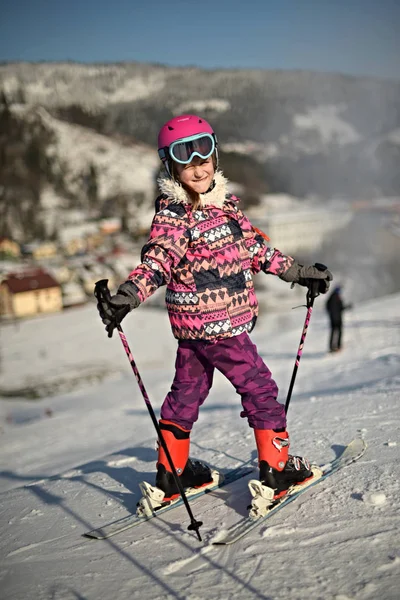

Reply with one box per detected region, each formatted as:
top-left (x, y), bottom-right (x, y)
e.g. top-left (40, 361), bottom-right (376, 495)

top-left (0, 289), bottom-right (399, 600)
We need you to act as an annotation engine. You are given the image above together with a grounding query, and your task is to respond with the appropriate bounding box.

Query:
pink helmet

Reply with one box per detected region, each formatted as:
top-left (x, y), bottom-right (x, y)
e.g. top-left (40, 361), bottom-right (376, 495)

top-left (158, 114), bottom-right (215, 150)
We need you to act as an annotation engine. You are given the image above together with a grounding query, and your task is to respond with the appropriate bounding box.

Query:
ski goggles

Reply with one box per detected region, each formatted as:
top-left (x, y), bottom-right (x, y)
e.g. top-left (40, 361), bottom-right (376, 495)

top-left (158, 133), bottom-right (216, 165)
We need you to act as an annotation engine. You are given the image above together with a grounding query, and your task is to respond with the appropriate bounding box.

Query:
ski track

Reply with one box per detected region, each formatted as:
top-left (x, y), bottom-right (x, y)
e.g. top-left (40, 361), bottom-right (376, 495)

top-left (6, 535), bottom-right (70, 558)
top-left (162, 543), bottom-right (215, 575)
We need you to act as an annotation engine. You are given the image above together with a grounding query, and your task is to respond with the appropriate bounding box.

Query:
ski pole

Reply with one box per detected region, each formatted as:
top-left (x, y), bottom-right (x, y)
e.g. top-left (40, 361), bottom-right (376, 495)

top-left (94, 279), bottom-right (203, 542)
top-left (285, 263), bottom-right (328, 415)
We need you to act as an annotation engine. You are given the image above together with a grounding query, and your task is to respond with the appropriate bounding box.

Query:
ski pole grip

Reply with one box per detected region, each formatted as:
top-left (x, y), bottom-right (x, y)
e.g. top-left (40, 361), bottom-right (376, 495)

top-left (94, 279), bottom-right (112, 304)
top-left (307, 263), bottom-right (328, 304)
top-left (314, 262), bottom-right (327, 272)
top-left (95, 279), bottom-right (130, 338)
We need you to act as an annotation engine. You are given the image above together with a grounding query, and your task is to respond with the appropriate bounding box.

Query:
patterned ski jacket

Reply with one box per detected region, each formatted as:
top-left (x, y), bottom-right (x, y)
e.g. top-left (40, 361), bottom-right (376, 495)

top-left (127, 171), bottom-right (294, 341)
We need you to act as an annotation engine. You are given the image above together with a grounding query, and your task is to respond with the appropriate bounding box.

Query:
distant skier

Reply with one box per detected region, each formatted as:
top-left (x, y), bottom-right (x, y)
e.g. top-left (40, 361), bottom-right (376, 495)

top-left (326, 286), bottom-right (352, 352)
top-left (96, 114), bottom-right (332, 505)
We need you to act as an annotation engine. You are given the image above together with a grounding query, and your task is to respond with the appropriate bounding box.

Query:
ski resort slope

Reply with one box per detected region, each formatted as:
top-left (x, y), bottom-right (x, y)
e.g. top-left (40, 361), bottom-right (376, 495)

top-left (0, 290), bottom-right (399, 600)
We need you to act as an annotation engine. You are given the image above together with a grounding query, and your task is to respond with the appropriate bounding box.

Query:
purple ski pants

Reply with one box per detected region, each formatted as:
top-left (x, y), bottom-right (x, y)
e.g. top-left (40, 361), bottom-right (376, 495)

top-left (160, 332), bottom-right (286, 431)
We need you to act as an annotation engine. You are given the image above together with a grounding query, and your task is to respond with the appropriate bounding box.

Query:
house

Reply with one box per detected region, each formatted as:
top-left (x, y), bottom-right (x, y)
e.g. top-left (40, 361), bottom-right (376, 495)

top-left (59, 223), bottom-right (99, 256)
top-left (0, 238), bottom-right (20, 259)
top-left (22, 242), bottom-right (58, 260)
top-left (0, 269), bottom-right (62, 318)
top-left (99, 218), bottom-right (122, 235)
top-left (61, 281), bottom-right (87, 308)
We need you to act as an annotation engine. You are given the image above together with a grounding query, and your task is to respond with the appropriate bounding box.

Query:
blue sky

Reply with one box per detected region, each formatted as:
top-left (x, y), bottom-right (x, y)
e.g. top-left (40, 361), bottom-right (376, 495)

top-left (0, 0), bottom-right (399, 79)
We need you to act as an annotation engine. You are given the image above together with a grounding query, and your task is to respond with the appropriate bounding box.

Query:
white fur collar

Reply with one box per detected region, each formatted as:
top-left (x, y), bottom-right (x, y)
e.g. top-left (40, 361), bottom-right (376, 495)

top-left (157, 170), bottom-right (229, 208)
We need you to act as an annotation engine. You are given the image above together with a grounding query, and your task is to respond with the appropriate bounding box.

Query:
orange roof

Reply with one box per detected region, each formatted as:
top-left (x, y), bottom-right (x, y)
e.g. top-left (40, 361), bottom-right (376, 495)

top-left (3, 269), bottom-right (60, 294)
top-left (0, 237), bottom-right (18, 244)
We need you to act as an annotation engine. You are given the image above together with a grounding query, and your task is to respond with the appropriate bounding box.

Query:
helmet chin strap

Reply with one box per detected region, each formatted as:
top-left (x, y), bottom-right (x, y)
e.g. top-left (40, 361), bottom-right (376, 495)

top-left (204, 179), bottom-right (216, 194)
top-left (165, 161), bottom-right (173, 179)
top-left (214, 147), bottom-right (219, 171)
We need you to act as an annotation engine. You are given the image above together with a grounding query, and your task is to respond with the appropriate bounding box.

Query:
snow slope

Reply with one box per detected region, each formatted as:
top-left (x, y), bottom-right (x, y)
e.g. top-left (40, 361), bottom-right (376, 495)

top-left (0, 290), bottom-right (399, 600)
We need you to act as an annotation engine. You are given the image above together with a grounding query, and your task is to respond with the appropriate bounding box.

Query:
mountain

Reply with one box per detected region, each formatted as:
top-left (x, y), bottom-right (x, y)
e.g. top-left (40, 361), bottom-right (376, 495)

top-left (1, 62), bottom-right (400, 244)
top-left (0, 96), bottom-right (158, 242)
top-left (1, 61), bottom-right (400, 198)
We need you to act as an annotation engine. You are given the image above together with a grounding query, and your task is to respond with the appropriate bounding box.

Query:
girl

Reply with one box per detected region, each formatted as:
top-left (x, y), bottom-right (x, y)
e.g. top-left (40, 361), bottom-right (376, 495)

top-left (97, 114), bottom-right (332, 503)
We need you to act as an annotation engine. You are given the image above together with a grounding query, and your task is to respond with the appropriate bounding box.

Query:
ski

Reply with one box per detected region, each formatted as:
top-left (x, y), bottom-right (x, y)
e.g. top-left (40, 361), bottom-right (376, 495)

top-left (83, 462), bottom-right (255, 540)
top-left (213, 437), bottom-right (367, 545)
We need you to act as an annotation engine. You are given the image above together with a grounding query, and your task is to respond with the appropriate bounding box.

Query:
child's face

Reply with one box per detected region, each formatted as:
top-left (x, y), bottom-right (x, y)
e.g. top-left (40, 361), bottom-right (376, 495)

top-left (175, 156), bottom-right (215, 195)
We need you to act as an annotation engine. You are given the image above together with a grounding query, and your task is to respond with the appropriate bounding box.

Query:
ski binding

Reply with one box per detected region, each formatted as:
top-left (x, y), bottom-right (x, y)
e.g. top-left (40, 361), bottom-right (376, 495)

top-left (136, 469), bottom-right (223, 518)
top-left (248, 465), bottom-right (324, 519)
top-left (136, 482), bottom-right (166, 517)
top-left (213, 439), bottom-right (366, 545)
top-left (248, 480), bottom-right (275, 519)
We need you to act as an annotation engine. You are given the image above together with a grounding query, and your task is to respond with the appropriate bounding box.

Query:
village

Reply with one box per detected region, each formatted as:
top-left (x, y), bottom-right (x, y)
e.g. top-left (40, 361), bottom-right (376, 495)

top-left (2, 194), bottom-right (400, 322)
top-left (0, 191), bottom-right (351, 322)
top-left (0, 216), bottom-right (145, 320)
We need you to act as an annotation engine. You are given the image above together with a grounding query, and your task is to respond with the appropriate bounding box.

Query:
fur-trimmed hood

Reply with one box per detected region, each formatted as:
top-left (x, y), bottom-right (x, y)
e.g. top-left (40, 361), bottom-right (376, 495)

top-left (157, 170), bottom-right (230, 208)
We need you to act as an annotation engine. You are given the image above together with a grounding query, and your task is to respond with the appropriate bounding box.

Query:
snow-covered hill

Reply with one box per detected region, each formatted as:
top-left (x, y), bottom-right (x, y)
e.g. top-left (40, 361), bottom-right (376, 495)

top-left (0, 289), bottom-right (399, 599)
top-left (0, 62), bottom-right (168, 107)
top-left (32, 107), bottom-right (158, 200)
top-left (2, 103), bottom-right (159, 241)
top-left (2, 61), bottom-right (400, 197)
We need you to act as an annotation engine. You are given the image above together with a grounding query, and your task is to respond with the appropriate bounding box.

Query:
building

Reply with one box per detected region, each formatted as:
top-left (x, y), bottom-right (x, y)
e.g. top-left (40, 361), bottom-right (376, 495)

top-left (22, 242), bottom-right (58, 260)
top-left (0, 269), bottom-right (62, 318)
top-left (254, 209), bottom-right (352, 254)
top-left (249, 196), bottom-right (352, 255)
top-left (61, 281), bottom-right (87, 308)
top-left (0, 238), bottom-right (20, 259)
top-left (59, 223), bottom-right (99, 256)
top-left (99, 218), bottom-right (122, 235)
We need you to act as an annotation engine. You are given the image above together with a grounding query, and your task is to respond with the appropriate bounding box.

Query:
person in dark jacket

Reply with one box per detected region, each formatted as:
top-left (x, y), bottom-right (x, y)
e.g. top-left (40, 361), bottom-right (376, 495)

top-left (326, 286), bottom-right (352, 352)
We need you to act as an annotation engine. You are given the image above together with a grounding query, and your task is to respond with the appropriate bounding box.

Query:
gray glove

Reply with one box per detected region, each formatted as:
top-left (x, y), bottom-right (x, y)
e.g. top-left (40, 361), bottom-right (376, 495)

top-left (96, 281), bottom-right (140, 338)
top-left (280, 262), bottom-right (333, 294)
top-left (111, 281), bottom-right (140, 311)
